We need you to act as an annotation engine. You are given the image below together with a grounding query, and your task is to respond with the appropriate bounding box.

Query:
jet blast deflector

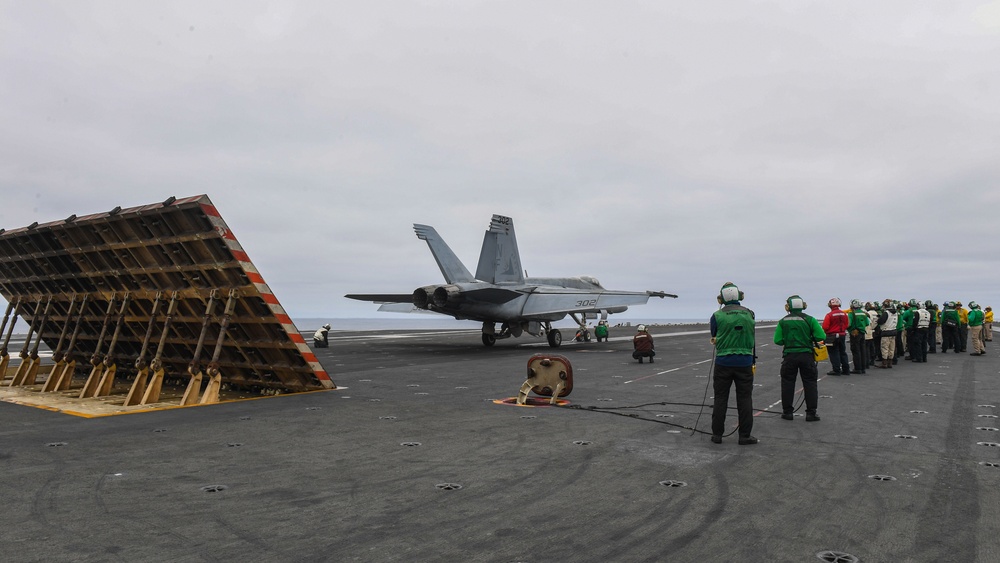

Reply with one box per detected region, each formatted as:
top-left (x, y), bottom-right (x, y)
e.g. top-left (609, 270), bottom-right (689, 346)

top-left (0, 195), bottom-right (333, 411)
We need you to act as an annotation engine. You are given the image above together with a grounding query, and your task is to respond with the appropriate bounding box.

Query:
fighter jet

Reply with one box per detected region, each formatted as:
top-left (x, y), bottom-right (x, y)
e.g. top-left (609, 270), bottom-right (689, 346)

top-left (346, 214), bottom-right (676, 347)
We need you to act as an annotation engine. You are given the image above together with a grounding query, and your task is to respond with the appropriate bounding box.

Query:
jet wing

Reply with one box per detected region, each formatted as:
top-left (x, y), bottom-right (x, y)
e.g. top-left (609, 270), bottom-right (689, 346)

top-left (345, 294), bottom-right (413, 304)
top-left (519, 289), bottom-right (677, 318)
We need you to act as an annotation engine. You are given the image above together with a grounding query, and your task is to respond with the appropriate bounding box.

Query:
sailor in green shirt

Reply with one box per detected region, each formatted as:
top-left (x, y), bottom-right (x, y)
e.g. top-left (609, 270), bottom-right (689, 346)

top-left (595, 320), bottom-right (609, 342)
top-left (847, 299), bottom-right (869, 374)
top-left (774, 295), bottom-right (826, 421)
top-left (969, 302), bottom-right (986, 356)
top-left (709, 282), bottom-right (757, 445)
top-left (941, 302), bottom-right (961, 352)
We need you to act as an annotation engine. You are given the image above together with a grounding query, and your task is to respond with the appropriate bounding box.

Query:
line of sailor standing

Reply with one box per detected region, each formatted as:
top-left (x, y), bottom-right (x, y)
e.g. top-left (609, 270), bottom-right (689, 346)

top-left (708, 286), bottom-right (992, 445)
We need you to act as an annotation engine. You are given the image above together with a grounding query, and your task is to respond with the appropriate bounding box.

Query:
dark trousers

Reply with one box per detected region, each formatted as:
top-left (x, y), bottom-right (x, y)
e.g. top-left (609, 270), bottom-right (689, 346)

top-left (943, 325), bottom-right (960, 352)
top-left (850, 333), bottom-right (867, 372)
top-left (959, 324), bottom-right (968, 351)
top-left (780, 352), bottom-right (819, 415)
top-left (911, 328), bottom-right (928, 362)
top-left (928, 324), bottom-right (937, 352)
top-left (711, 364), bottom-right (754, 438)
top-left (632, 349), bottom-right (655, 360)
top-left (829, 333), bottom-right (850, 373)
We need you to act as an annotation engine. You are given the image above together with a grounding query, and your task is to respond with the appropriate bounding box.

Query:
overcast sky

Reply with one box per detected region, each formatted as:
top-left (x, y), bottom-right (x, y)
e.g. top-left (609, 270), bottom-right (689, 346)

top-left (1, 1), bottom-right (998, 323)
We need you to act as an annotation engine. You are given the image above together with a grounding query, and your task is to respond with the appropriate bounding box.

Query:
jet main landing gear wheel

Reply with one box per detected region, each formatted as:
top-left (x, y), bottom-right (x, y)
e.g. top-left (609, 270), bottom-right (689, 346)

top-left (547, 329), bottom-right (562, 348)
top-left (482, 334), bottom-right (497, 347)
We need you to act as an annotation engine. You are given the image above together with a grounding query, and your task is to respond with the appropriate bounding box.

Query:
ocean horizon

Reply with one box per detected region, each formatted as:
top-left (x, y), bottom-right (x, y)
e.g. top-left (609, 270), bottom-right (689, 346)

top-left (293, 317), bottom-right (710, 332)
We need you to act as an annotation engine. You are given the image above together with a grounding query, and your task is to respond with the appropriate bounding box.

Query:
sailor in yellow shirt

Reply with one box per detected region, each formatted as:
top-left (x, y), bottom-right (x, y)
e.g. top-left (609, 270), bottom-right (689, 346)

top-left (986, 307), bottom-right (994, 342)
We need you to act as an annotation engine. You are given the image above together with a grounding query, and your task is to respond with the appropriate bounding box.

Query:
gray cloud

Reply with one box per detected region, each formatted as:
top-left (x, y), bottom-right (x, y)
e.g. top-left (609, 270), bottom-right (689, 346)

top-left (2, 1), bottom-right (998, 322)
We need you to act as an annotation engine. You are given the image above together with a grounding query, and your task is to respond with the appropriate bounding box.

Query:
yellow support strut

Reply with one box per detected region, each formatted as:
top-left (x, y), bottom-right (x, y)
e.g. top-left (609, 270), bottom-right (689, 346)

top-left (9, 299), bottom-right (44, 387)
top-left (124, 293), bottom-right (163, 406)
top-left (0, 299), bottom-right (18, 383)
top-left (79, 294), bottom-right (117, 399)
top-left (181, 291), bottom-right (217, 406)
top-left (140, 293), bottom-right (178, 405)
top-left (200, 289), bottom-right (238, 405)
top-left (95, 294), bottom-right (131, 397)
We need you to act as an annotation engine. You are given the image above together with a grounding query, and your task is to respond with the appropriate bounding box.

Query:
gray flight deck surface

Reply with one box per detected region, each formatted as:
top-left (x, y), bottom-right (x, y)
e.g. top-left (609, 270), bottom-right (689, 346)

top-left (2, 323), bottom-right (999, 562)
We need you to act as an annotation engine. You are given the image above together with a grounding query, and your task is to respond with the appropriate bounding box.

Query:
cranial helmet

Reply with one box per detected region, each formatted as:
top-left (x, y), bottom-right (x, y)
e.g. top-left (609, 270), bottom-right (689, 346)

top-left (970, 301), bottom-right (980, 309)
top-left (924, 299), bottom-right (933, 309)
top-left (637, 324), bottom-right (647, 332)
top-left (786, 295), bottom-right (807, 312)
top-left (908, 298), bottom-right (919, 307)
top-left (828, 297), bottom-right (841, 308)
top-left (718, 282), bottom-right (744, 305)
top-left (850, 299), bottom-right (862, 309)
top-left (323, 323), bottom-right (331, 329)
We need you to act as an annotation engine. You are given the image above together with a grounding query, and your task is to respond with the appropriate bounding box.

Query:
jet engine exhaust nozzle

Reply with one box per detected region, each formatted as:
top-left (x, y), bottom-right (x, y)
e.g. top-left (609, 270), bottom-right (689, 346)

top-left (433, 285), bottom-right (461, 308)
top-left (413, 287), bottom-right (434, 310)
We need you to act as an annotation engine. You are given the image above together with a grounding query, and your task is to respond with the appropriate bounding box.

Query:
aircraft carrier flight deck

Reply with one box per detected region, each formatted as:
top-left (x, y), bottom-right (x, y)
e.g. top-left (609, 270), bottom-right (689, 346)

top-left (3, 323), bottom-right (999, 562)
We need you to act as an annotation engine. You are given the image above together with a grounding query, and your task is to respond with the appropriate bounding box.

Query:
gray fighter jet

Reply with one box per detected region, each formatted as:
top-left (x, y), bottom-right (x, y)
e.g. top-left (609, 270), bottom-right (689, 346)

top-left (346, 214), bottom-right (676, 347)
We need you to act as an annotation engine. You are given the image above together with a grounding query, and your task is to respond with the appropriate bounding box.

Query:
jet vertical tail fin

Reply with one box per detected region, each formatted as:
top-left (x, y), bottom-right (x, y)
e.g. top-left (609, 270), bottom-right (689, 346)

top-left (475, 214), bottom-right (525, 284)
top-left (413, 224), bottom-right (476, 284)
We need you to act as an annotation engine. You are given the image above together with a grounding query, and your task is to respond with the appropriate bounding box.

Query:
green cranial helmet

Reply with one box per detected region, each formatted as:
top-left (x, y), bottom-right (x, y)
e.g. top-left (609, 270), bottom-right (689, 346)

top-left (924, 299), bottom-right (933, 309)
top-left (786, 295), bottom-right (806, 312)
top-left (850, 299), bottom-right (862, 309)
top-left (908, 298), bottom-right (919, 307)
top-left (718, 282), bottom-right (743, 304)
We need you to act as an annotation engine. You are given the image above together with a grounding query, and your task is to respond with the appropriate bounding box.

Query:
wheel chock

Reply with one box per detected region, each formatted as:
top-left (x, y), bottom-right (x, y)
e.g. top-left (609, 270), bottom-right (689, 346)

top-left (517, 354), bottom-right (574, 405)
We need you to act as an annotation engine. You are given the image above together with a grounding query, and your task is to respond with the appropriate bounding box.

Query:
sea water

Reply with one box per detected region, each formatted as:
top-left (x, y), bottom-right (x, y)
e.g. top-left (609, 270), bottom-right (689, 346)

top-left (294, 317), bottom-right (706, 332)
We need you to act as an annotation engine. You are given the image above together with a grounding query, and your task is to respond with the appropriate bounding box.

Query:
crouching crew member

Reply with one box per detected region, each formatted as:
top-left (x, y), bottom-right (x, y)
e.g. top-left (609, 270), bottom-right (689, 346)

top-left (774, 295), bottom-right (826, 422)
top-left (313, 323), bottom-right (331, 348)
top-left (709, 282), bottom-right (757, 445)
top-left (632, 325), bottom-right (655, 363)
top-left (595, 320), bottom-right (610, 342)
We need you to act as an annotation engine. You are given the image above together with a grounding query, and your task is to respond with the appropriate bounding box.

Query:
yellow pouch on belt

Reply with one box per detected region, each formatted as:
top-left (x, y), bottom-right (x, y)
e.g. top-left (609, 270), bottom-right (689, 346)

top-left (813, 345), bottom-right (829, 362)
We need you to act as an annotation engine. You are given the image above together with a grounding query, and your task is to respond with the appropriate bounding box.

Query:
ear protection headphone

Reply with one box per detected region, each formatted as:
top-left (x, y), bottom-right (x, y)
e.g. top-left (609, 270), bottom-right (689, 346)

top-left (717, 282), bottom-right (744, 304)
top-left (784, 295), bottom-right (807, 312)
